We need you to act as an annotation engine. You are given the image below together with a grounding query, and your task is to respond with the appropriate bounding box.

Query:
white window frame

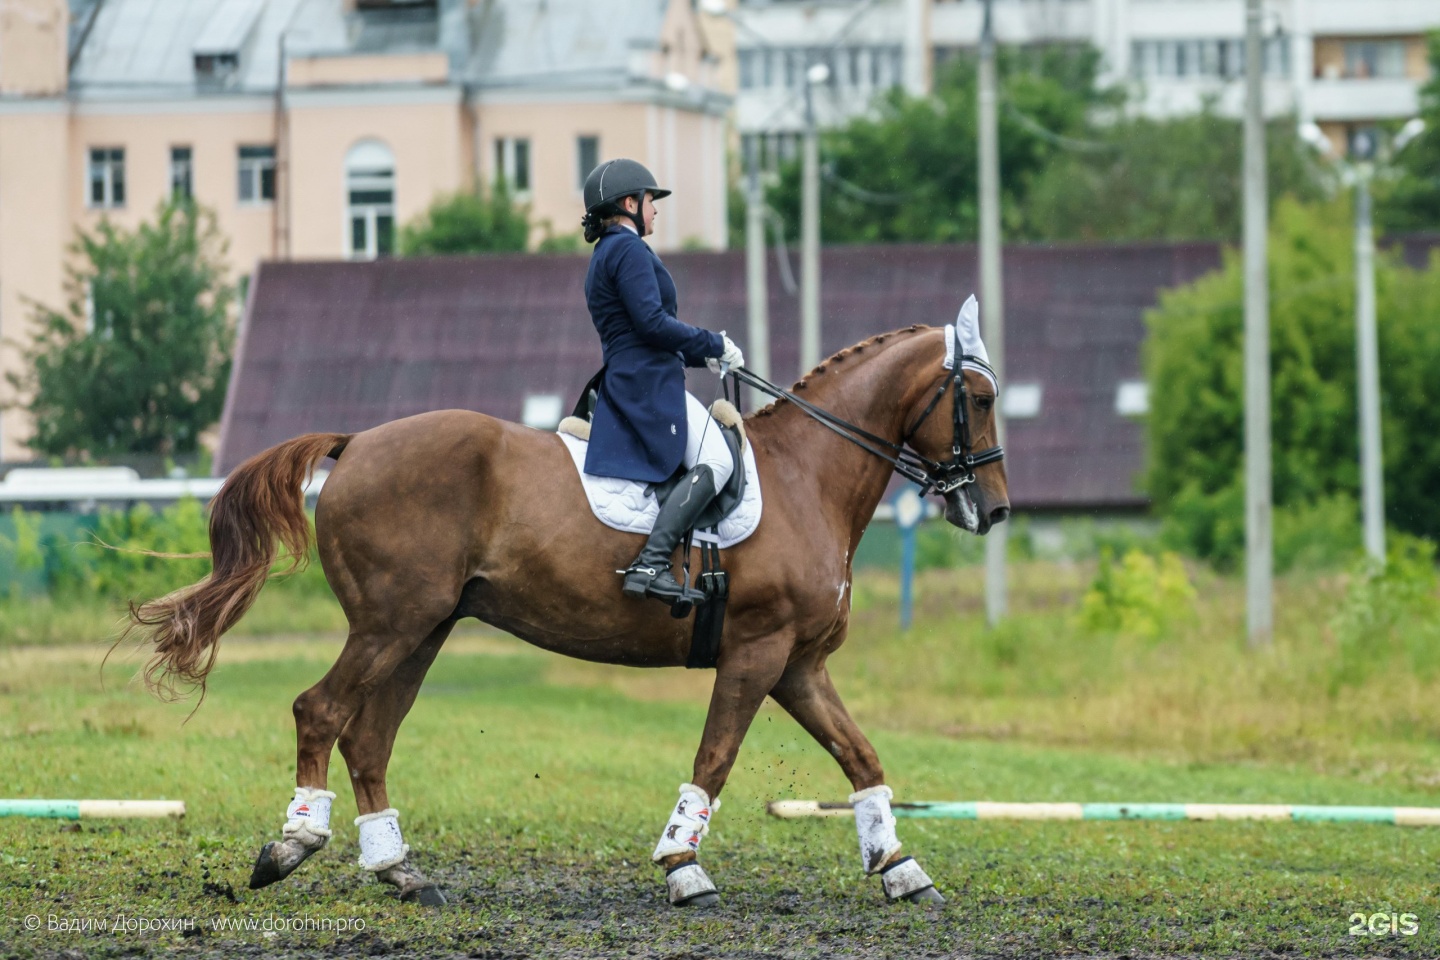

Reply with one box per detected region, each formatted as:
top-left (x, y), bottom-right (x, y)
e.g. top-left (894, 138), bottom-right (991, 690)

top-left (493, 136), bottom-right (531, 198)
top-left (238, 144), bottom-right (276, 205)
top-left (345, 140), bottom-right (396, 261)
top-left (87, 147), bottom-right (125, 209)
top-left (1001, 383), bottom-right (1043, 420)
top-left (576, 135), bottom-right (600, 192)
top-left (170, 145), bottom-right (193, 201)
top-left (521, 394), bottom-right (564, 430)
top-left (1115, 381), bottom-right (1150, 417)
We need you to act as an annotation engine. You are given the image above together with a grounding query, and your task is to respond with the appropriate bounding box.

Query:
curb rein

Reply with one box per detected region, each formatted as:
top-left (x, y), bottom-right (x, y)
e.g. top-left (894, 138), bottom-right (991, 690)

top-left (729, 358), bottom-right (1004, 498)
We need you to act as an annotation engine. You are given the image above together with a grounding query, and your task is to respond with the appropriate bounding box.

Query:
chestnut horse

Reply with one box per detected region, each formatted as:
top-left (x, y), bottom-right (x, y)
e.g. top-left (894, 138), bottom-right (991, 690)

top-left (128, 323), bottom-right (1009, 908)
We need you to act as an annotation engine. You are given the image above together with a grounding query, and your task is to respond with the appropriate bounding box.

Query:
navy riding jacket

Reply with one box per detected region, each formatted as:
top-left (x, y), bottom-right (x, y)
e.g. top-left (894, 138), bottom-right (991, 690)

top-left (583, 226), bottom-right (724, 483)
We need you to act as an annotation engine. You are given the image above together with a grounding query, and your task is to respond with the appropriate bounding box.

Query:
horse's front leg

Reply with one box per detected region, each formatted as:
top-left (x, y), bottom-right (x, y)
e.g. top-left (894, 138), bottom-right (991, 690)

top-left (769, 653), bottom-right (944, 905)
top-left (651, 635), bottom-right (791, 908)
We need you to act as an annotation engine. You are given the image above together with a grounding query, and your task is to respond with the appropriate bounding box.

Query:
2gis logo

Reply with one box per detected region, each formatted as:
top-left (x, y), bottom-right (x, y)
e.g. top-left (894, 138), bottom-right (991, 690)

top-left (1348, 911), bottom-right (1419, 936)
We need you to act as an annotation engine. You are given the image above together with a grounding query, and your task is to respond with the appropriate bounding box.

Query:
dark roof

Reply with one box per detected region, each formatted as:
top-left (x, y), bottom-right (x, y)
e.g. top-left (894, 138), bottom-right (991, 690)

top-left (218, 241), bottom-right (1229, 510)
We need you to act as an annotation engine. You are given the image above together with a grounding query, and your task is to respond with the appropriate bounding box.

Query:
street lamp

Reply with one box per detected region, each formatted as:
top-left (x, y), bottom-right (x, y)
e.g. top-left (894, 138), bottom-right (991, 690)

top-left (702, 0), bottom-right (880, 380)
top-left (1299, 117), bottom-right (1426, 565)
top-left (800, 61), bottom-right (830, 375)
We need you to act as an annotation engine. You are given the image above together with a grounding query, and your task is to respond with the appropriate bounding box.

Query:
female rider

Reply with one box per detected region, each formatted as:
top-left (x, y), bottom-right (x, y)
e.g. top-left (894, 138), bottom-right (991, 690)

top-left (579, 158), bottom-right (745, 607)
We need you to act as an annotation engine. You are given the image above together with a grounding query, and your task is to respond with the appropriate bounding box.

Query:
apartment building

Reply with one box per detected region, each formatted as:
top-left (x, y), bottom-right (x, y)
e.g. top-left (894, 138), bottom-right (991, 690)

top-left (0, 0), bottom-right (734, 458)
top-left (732, 0), bottom-right (1436, 165)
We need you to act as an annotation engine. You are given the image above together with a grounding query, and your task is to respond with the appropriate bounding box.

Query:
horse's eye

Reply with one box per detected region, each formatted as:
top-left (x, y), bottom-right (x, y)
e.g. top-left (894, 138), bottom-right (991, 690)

top-left (974, 397), bottom-right (994, 411)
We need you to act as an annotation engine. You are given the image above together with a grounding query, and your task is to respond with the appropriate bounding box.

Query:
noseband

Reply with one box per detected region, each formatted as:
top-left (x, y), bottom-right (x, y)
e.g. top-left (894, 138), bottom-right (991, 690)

top-left (730, 356), bottom-right (1004, 498)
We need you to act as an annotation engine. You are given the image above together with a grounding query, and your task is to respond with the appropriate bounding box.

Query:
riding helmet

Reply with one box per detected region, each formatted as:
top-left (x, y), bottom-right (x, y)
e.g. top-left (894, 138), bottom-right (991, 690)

top-left (582, 159), bottom-right (671, 215)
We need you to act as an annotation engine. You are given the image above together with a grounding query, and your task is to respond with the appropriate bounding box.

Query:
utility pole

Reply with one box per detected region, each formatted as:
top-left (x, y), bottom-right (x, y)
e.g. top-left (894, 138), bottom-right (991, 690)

top-left (978, 0), bottom-right (1007, 627)
top-left (1242, 0), bottom-right (1273, 645)
top-left (744, 137), bottom-right (772, 409)
top-left (1351, 141), bottom-right (1385, 564)
top-left (800, 67), bottom-right (823, 375)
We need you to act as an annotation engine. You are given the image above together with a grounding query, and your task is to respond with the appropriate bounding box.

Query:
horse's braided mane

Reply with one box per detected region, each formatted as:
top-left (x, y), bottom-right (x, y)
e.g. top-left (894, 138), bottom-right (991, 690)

top-left (749, 324), bottom-right (933, 418)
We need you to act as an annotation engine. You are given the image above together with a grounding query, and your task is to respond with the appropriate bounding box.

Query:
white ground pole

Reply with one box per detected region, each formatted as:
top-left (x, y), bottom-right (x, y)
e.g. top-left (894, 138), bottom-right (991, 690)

top-left (0, 800), bottom-right (186, 819)
top-left (768, 801), bottom-right (1440, 826)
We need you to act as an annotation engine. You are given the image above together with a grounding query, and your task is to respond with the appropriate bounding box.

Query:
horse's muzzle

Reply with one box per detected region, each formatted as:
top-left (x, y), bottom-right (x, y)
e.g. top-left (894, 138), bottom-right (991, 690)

top-left (943, 488), bottom-right (1010, 536)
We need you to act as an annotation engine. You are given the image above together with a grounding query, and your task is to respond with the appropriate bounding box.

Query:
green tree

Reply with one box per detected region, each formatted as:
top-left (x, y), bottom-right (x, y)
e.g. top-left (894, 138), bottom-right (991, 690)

top-left (1143, 197), bottom-right (1440, 569)
top-left (399, 183), bottom-right (530, 255)
top-left (1376, 32), bottom-right (1440, 232)
top-left (1023, 108), bottom-right (1330, 242)
top-left (6, 202), bottom-right (234, 458)
top-left (763, 46), bottom-right (1117, 245)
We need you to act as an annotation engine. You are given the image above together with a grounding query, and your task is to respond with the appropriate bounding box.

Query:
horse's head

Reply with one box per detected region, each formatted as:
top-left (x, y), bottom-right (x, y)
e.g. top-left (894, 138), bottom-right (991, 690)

top-left (901, 335), bottom-right (1010, 537)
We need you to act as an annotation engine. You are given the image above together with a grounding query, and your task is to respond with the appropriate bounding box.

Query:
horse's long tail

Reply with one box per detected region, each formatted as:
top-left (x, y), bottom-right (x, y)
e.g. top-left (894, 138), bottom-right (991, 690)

top-left (125, 432), bottom-right (351, 703)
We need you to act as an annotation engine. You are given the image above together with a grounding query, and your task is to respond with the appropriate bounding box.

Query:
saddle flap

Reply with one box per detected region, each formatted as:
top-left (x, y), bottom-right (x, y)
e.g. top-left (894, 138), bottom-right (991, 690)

top-left (643, 419), bottom-right (746, 533)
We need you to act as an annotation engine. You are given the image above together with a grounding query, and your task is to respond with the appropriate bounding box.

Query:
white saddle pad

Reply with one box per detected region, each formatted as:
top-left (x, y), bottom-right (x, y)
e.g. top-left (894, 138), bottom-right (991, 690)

top-left (558, 433), bottom-right (762, 549)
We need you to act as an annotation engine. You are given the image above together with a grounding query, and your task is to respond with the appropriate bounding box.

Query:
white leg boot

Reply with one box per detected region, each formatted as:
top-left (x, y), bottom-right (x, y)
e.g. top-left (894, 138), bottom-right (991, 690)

top-left (248, 786), bottom-right (336, 890)
top-left (652, 783), bottom-right (721, 907)
top-left (850, 785), bottom-right (943, 904)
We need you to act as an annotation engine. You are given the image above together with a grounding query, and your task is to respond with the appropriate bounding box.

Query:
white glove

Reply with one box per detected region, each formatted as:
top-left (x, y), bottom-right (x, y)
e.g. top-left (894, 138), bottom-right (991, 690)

top-left (706, 335), bottom-right (745, 373)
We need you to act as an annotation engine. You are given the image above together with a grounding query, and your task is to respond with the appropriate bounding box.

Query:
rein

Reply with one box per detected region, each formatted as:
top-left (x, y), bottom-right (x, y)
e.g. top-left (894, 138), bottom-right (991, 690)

top-left (730, 358), bottom-right (1004, 497)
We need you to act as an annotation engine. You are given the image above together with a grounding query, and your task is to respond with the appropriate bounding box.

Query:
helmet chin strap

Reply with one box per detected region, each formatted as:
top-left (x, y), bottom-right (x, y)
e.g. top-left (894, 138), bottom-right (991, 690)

top-left (624, 192), bottom-right (647, 237)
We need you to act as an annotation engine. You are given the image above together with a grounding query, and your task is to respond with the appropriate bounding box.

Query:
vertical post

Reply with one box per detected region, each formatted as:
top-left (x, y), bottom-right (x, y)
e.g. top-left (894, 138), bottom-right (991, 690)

top-left (800, 78), bottom-right (822, 375)
top-left (978, 0), bottom-right (1007, 627)
top-left (1353, 170), bottom-right (1386, 564)
top-left (1243, 0), bottom-right (1273, 645)
top-left (272, 32), bottom-right (289, 260)
top-left (744, 137), bottom-right (772, 410)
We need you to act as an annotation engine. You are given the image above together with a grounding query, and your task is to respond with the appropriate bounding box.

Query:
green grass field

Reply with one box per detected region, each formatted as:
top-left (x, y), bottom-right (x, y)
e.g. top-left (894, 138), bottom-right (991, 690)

top-left (2, 561), bottom-right (1439, 958)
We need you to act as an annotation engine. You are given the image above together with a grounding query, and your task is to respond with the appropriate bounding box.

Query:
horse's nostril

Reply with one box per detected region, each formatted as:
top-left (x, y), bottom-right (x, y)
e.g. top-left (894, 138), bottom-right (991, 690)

top-left (990, 506), bottom-right (1010, 525)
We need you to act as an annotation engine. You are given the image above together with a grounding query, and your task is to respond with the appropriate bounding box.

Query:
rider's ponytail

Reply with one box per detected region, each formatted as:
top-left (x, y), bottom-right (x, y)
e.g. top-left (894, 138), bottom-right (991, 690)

top-left (582, 210), bottom-right (606, 244)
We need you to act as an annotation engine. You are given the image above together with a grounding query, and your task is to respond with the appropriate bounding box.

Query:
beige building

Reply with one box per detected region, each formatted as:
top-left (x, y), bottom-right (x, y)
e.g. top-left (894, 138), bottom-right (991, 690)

top-left (0, 0), bottom-right (735, 459)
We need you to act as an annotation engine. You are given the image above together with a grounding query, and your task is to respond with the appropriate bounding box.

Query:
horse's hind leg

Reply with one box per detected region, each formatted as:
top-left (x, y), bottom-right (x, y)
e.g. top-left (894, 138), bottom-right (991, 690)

top-left (334, 619), bottom-right (454, 906)
top-left (769, 654), bottom-right (944, 905)
top-left (248, 606), bottom-right (452, 890)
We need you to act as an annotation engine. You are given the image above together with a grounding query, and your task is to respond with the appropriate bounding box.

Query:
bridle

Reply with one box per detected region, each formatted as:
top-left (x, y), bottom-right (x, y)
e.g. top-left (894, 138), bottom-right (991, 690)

top-left (729, 351), bottom-right (1004, 498)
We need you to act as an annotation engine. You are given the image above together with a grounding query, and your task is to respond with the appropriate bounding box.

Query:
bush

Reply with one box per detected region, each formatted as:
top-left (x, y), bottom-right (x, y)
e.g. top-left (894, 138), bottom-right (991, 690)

top-left (1145, 197), bottom-right (1440, 566)
top-left (9, 500), bottom-right (332, 605)
top-left (1329, 535), bottom-right (1440, 693)
top-left (399, 183), bottom-right (529, 255)
top-left (1079, 547), bottom-right (1197, 640)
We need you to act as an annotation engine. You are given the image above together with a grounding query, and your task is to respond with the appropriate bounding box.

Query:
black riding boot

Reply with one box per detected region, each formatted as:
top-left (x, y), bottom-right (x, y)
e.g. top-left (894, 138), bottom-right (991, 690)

top-left (621, 464), bottom-right (717, 608)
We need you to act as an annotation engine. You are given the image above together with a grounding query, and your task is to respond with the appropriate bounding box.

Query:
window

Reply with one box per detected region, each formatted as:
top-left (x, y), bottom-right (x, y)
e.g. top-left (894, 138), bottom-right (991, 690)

top-left (521, 394), bottom-right (563, 430)
top-left (1131, 37), bottom-right (1287, 80)
top-left (739, 48), bottom-right (758, 90)
top-left (238, 145), bottom-right (275, 203)
top-left (88, 147), bottom-right (125, 208)
top-left (1343, 41), bottom-right (1405, 79)
top-left (1115, 381), bottom-right (1149, 417)
top-left (576, 135), bottom-right (599, 190)
top-left (494, 137), bottom-right (531, 194)
top-left (1001, 383), bottom-right (1042, 420)
top-left (345, 140), bottom-right (395, 260)
top-left (170, 146), bottom-right (193, 201)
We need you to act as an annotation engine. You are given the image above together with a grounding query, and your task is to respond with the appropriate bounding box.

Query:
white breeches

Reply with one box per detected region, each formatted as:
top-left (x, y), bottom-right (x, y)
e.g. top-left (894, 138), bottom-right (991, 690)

top-left (683, 392), bottom-right (734, 491)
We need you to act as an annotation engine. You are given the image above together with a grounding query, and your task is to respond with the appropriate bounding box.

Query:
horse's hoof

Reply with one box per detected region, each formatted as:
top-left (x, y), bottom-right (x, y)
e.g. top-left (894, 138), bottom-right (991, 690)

top-left (904, 885), bottom-right (945, 906)
top-left (665, 861), bottom-right (718, 907)
top-left (249, 837), bottom-right (320, 890)
top-left (400, 884), bottom-right (447, 908)
top-left (249, 842), bottom-right (283, 889)
top-left (676, 891), bottom-right (720, 908)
